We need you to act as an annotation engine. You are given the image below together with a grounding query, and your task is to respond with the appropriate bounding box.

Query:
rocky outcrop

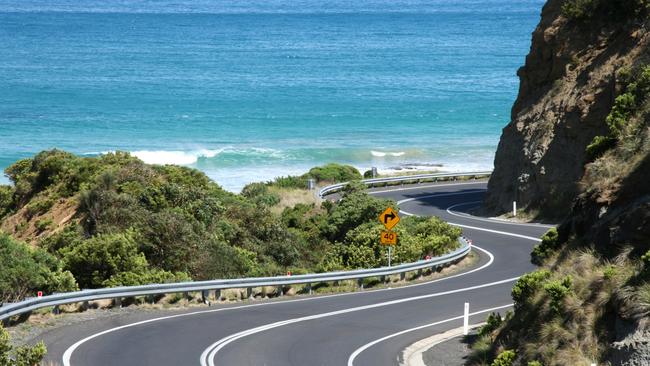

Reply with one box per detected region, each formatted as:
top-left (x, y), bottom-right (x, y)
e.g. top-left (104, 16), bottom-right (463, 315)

top-left (482, 1), bottom-right (650, 364)
top-left (485, 0), bottom-right (650, 218)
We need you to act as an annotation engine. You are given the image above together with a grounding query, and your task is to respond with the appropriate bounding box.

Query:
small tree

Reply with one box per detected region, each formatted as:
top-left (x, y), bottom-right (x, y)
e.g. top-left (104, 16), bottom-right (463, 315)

top-left (0, 325), bottom-right (47, 366)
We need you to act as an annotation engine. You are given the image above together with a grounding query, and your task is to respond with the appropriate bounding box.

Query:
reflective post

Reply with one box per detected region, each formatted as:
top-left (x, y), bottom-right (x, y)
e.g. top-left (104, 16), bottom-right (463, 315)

top-left (463, 302), bottom-right (470, 335)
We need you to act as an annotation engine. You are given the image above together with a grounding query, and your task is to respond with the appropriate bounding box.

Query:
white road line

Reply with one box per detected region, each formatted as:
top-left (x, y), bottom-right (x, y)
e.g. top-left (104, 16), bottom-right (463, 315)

top-left (448, 223), bottom-right (542, 242)
top-left (399, 208), bottom-right (542, 243)
top-left (397, 192), bottom-right (553, 229)
top-left (201, 270), bottom-right (517, 365)
top-left (367, 181), bottom-right (487, 195)
top-left (394, 191), bottom-right (483, 205)
top-left (446, 201), bottom-right (555, 228)
top-left (346, 303), bottom-right (514, 366)
top-left (62, 244), bottom-right (494, 366)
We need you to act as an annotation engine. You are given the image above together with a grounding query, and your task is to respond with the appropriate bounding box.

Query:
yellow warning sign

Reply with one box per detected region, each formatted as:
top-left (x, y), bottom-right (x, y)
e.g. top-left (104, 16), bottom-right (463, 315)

top-left (378, 207), bottom-right (400, 230)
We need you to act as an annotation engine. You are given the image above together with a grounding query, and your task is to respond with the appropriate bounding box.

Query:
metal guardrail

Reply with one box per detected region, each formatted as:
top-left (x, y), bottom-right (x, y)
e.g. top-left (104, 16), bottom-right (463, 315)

top-left (318, 171), bottom-right (492, 198)
top-left (0, 238), bottom-right (472, 322)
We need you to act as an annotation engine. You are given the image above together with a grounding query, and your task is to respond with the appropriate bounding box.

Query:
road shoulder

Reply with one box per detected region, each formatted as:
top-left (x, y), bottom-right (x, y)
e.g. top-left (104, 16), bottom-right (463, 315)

top-left (401, 325), bottom-right (482, 366)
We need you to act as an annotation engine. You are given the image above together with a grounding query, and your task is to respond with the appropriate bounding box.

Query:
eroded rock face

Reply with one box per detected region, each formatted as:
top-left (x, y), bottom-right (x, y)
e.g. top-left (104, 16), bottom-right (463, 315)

top-left (484, 0), bottom-right (648, 217)
top-left (610, 322), bottom-right (650, 366)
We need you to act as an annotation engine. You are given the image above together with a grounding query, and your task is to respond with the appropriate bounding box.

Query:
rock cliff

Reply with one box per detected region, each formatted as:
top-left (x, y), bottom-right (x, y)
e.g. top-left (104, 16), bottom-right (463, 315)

top-left (485, 0), bottom-right (649, 218)
top-left (478, 1), bottom-right (650, 364)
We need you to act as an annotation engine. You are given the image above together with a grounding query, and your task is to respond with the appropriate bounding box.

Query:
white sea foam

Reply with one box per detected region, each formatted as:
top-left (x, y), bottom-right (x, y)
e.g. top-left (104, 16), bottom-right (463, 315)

top-left (371, 150), bottom-right (406, 157)
top-left (130, 149), bottom-right (222, 165)
top-left (92, 147), bottom-right (288, 166)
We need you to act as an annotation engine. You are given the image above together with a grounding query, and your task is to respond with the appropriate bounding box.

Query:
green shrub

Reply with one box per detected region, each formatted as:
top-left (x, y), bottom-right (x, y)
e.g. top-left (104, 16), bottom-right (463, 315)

top-left (400, 216), bottom-right (461, 255)
top-left (241, 182), bottom-right (280, 207)
top-left (0, 325), bottom-right (47, 366)
top-left (603, 265), bottom-right (617, 280)
top-left (0, 185), bottom-right (13, 219)
top-left (528, 361), bottom-right (543, 366)
top-left (585, 135), bottom-right (617, 160)
top-left (60, 231), bottom-right (149, 288)
top-left (492, 350), bottom-right (516, 366)
top-left (543, 276), bottom-right (573, 315)
top-left (478, 312), bottom-right (504, 337)
top-left (24, 197), bottom-right (54, 218)
top-left (512, 270), bottom-right (551, 308)
top-left (34, 218), bottom-right (53, 233)
top-left (39, 225), bottom-right (84, 253)
top-left (0, 233), bottom-right (77, 303)
top-left (531, 228), bottom-right (560, 264)
top-left (271, 175), bottom-right (308, 189)
top-left (606, 93), bottom-right (637, 137)
top-left (305, 163), bottom-right (361, 183)
top-left (201, 242), bottom-right (261, 279)
top-left (561, 0), bottom-right (599, 20)
top-left (103, 269), bottom-right (191, 287)
top-left (319, 189), bottom-right (393, 243)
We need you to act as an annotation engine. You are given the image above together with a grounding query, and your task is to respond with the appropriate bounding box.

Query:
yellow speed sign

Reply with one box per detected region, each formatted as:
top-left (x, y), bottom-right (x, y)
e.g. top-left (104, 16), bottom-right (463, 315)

top-left (380, 230), bottom-right (397, 246)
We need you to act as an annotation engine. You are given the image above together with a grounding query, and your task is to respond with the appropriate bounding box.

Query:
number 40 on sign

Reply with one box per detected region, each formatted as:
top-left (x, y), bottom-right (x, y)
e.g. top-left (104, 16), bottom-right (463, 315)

top-left (380, 230), bottom-right (397, 245)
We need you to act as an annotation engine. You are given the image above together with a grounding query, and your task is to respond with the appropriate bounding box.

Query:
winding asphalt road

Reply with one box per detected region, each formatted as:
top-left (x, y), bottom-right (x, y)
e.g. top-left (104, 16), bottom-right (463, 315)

top-left (40, 180), bottom-right (552, 366)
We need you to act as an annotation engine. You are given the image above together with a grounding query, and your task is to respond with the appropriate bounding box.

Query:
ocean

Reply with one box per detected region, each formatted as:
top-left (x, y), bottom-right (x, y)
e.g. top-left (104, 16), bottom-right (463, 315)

top-left (0, 0), bottom-right (545, 191)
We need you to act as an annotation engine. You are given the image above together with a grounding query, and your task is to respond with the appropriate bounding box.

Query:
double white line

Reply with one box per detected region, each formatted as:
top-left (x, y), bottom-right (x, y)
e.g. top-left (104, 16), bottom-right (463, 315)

top-left (199, 245), bottom-right (516, 366)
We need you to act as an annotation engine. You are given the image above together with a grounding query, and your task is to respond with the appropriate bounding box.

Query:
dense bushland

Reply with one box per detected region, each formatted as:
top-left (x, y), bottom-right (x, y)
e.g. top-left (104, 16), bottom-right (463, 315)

top-left (0, 233), bottom-right (76, 303)
top-left (0, 151), bottom-right (461, 301)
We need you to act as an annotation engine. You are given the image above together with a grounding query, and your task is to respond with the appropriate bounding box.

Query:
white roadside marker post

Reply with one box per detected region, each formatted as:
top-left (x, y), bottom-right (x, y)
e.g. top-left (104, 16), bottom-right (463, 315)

top-left (463, 302), bottom-right (470, 335)
top-left (388, 246), bottom-right (392, 267)
top-left (513, 201), bottom-right (517, 217)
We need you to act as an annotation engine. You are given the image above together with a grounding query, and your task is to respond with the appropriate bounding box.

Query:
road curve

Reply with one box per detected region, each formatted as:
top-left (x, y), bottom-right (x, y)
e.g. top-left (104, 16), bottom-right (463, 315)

top-left (40, 180), bottom-right (549, 366)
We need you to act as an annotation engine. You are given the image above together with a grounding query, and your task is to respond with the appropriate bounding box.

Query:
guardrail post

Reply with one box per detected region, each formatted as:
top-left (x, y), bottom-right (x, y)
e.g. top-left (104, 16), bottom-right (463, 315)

top-left (357, 278), bottom-right (364, 290)
top-left (417, 269), bottom-right (423, 278)
top-left (214, 289), bottom-right (221, 302)
top-left (113, 297), bottom-right (122, 308)
top-left (306, 283), bottom-right (312, 295)
top-left (277, 285), bottom-right (283, 297)
top-left (246, 287), bottom-right (253, 299)
top-left (80, 300), bottom-right (90, 311)
top-left (400, 272), bottom-right (406, 281)
top-left (52, 305), bottom-right (60, 315)
top-left (202, 290), bottom-right (210, 305)
top-left (380, 275), bottom-right (386, 284)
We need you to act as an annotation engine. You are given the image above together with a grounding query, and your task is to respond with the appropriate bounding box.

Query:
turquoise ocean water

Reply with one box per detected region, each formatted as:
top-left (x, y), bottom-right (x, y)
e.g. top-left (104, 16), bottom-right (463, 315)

top-left (0, 0), bottom-right (544, 191)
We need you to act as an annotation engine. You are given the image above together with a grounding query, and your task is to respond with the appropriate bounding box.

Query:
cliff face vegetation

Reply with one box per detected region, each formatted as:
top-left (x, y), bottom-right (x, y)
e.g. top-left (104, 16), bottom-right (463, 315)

top-left (475, 1), bottom-right (650, 365)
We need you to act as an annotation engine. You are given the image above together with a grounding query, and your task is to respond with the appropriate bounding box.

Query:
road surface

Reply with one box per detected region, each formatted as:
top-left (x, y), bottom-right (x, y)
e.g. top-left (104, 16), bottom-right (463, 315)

top-left (40, 180), bottom-right (551, 366)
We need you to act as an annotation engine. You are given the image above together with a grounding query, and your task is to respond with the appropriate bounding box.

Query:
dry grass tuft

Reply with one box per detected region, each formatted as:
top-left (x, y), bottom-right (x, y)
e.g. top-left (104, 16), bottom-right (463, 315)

top-left (268, 186), bottom-right (322, 214)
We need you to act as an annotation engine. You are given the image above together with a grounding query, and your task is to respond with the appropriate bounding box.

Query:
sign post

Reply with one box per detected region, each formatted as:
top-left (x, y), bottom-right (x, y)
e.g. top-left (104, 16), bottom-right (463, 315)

top-left (379, 207), bottom-right (400, 267)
